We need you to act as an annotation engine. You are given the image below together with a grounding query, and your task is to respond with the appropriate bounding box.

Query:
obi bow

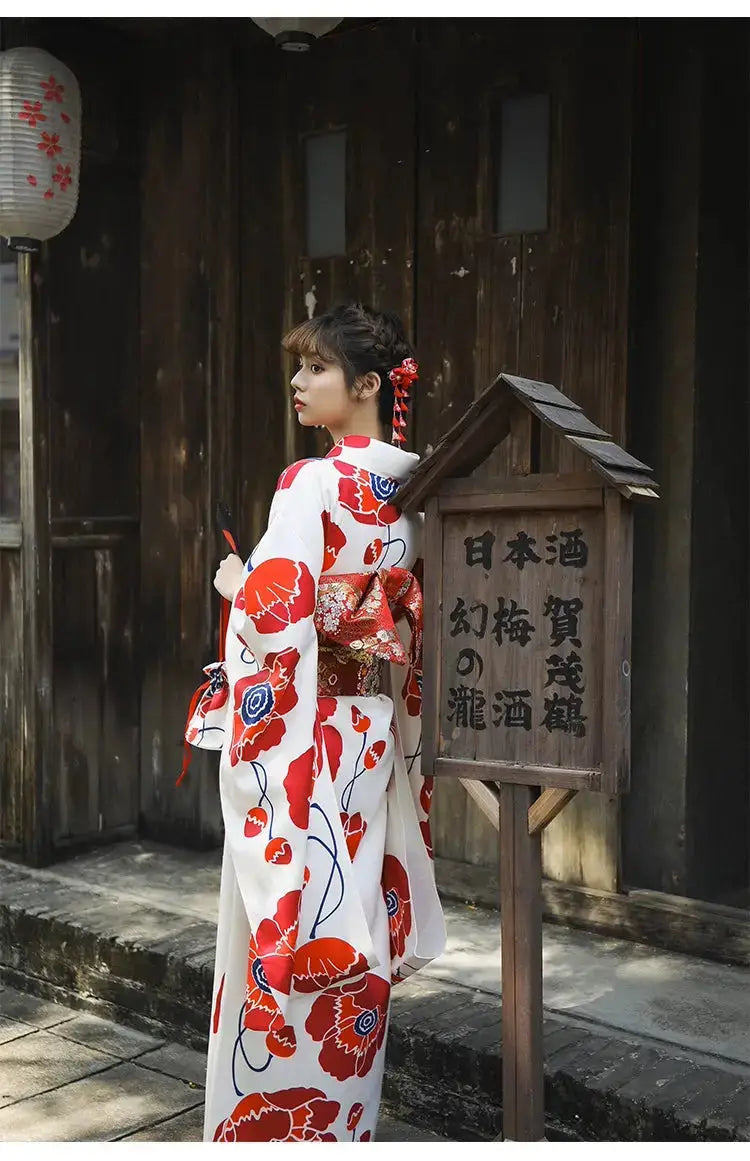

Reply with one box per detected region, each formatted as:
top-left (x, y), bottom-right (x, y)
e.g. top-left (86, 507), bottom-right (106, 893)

top-left (315, 567), bottom-right (423, 712)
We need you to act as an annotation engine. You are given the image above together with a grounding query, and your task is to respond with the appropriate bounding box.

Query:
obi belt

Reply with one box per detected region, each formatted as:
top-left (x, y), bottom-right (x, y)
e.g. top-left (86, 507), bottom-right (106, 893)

top-left (315, 567), bottom-right (423, 704)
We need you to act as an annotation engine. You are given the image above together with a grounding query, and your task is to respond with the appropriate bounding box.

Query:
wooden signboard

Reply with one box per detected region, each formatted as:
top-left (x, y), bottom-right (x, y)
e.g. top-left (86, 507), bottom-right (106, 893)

top-left (396, 373), bottom-right (658, 1141)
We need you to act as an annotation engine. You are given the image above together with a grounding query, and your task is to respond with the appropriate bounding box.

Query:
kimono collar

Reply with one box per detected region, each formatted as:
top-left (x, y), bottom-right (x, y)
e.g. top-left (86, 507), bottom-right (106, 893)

top-left (325, 435), bottom-right (419, 483)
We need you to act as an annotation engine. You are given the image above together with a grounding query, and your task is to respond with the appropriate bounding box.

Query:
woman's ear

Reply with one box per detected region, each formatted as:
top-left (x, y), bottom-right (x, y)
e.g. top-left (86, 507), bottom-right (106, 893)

top-left (354, 371), bottom-right (381, 401)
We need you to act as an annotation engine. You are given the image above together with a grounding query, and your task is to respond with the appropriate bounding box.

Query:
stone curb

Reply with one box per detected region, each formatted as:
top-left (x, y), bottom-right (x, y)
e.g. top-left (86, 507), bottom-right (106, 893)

top-left (1, 861), bottom-right (749, 1142)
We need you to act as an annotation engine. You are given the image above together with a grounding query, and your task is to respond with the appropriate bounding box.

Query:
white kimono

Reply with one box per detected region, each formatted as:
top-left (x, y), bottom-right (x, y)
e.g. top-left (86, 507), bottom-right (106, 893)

top-left (186, 435), bottom-right (445, 1143)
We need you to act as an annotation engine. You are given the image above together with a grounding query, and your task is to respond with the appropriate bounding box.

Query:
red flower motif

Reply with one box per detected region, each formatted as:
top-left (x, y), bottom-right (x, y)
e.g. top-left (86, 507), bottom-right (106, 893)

top-left (37, 132), bottom-right (62, 157)
top-left (43, 189), bottom-right (54, 200)
top-left (347, 1102), bottom-right (364, 1131)
top-left (284, 745), bottom-right (315, 830)
top-left (361, 1130), bottom-right (372, 1141)
top-left (212, 972), bottom-right (225, 1035)
top-left (19, 100), bottom-right (46, 127)
top-left (382, 854), bottom-right (412, 959)
top-left (186, 663), bottom-right (228, 743)
top-left (305, 972), bottom-right (390, 1081)
top-left (26, 174), bottom-right (37, 187)
top-left (322, 510), bottom-right (346, 570)
top-left (420, 819), bottom-right (434, 860)
top-left (364, 538), bottom-right (383, 565)
top-left (333, 460), bottom-right (400, 526)
top-left (244, 806), bottom-right (268, 838)
top-left (322, 722), bottom-right (343, 780)
top-left (363, 740), bottom-right (386, 770)
top-left (420, 776), bottom-right (434, 816)
top-left (60, 112), bottom-right (71, 124)
top-left (351, 705), bottom-right (371, 734)
top-left (214, 1087), bottom-right (340, 1142)
top-left (41, 75), bottom-right (64, 102)
top-left (52, 163), bottom-right (72, 192)
top-left (403, 666), bottom-right (422, 717)
top-left (341, 811), bottom-right (367, 860)
top-left (240, 557), bottom-right (315, 634)
top-left (276, 458), bottom-right (317, 492)
top-left (253, 889), bottom-right (301, 997)
top-left (266, 1022), bottom-right (296, 1058)
top-left (293, 937), bottom-right (369, 993)
top-left (265, 837), bottom-right (292, 864)
top-left (230, 647), bottom-right (299, 766)
top-left (245, 940), bottom-right (284, 1035)
top-left (318, 697), bottom-right (337, 721)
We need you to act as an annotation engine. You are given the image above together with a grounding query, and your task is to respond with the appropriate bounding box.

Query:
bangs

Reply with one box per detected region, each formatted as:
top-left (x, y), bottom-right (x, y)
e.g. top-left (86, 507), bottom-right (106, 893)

top-left (281, 318), bottom-right (343, 366)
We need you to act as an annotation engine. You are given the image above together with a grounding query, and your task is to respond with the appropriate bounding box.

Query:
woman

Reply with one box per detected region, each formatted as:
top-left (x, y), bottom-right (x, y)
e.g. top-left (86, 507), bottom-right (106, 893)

top-left (187, 302), bottom-right (446, 1142)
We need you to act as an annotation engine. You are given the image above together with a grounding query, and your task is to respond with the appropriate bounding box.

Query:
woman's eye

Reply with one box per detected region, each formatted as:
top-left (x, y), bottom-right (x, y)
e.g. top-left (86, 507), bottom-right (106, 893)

top-left (311, 363), bottom-right (323, 374)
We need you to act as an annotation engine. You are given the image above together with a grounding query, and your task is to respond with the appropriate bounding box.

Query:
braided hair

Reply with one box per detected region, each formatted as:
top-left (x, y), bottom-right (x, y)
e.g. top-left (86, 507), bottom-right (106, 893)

top-left (282, 302), bottom-right (416, 428)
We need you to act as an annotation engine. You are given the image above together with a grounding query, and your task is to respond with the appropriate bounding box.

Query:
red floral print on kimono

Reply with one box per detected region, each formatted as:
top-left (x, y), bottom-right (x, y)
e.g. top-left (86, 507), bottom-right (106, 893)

top-left (187, 436), bottom-right (445, 1142)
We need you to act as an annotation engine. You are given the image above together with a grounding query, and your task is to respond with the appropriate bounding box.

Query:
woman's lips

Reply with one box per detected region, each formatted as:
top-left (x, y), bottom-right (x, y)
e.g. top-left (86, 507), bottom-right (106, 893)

top-left (294, 400), bottom-right (306, 411)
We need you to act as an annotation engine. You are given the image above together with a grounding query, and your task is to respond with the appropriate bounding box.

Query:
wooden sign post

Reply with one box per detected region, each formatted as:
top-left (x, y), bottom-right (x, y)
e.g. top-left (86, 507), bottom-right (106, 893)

top-left (396, 373), bottom-right (659, 1141)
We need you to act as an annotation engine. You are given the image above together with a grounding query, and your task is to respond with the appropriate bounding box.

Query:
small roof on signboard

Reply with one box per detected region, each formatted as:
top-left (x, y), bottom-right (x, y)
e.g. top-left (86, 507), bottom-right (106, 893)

top-left (396, 372), bottom-right (659, 510)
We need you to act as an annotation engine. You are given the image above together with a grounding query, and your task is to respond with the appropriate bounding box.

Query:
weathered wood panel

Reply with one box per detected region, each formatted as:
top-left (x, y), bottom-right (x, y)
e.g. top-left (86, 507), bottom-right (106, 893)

top-left (0, 550), bottom-right (23, 852)
top-left (139, 23), bottom-right (240, 845)
top-left (280, 19), bottom-right (416, 465)
top-left (420, 19), bottom-right (634, 886)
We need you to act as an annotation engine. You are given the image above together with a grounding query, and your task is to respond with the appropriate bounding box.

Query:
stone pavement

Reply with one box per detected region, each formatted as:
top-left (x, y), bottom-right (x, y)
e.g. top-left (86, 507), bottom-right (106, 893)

top-left (0, 983), bottom-right (447, 1142)
top-left (1, 840), bottom-right (750, 1140)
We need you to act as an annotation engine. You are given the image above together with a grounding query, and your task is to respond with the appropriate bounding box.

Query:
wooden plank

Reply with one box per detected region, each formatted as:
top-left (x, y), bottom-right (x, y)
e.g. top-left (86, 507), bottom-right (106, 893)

top-left (588, 463), bottom-right (661, 494)
top-left (437, 488), bottom-right (602, 514)
top-left (566, 436), bottom-right (651, 473)
top-left (420, 496), bottom-right (443, 778)
top-left (0, 524), bottom-right (21, 549)
top-left (528, 788), bottom-right (576, 836)
top-left (459, 778), bottom-right (501, 829)
top-left (600, 490), bottom-right (633, 795)
top-left (19, 250), bottom-right (54, 866)
top-left (0, 550), bottom-right (23, 850)
top-left (500, 782), bottom-right (544, 1141)
top-left (500, 373), bottom-right (580, 411)
top-left (434, 855), bottom-right (750, 968)
top-left (438, 470), bottom-right (601, 497)
top-left (529, 403), bottom-right (611, 439)
top-left (435, 758), bottom-right (599, 791)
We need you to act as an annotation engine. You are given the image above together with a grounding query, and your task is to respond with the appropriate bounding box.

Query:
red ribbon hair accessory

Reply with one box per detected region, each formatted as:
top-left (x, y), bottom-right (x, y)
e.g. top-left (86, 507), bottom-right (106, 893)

top-left (389, 357), bottom-right (419, 446)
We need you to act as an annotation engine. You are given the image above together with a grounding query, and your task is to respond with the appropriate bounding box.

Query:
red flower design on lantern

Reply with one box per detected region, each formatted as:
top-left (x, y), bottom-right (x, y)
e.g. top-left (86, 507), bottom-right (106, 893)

top-left (52, 163), bottom-right (72, 192)
top-left (230, 647), bottom-right (299, 766)
top-left (19, 100), bottom-right (46, 127)
top-left (382, 854), bottom-right (412, 959)
top-left (37, 132), bottom-right (62, 157)
top-left (333, 460), bottom-right (400, 526)
top-left (41, 75), bottom-right (64, 102)
top-left (322, 510), bottom-right (346, 570)
top-left (305, 972), bottom-right (390, 1081)
top-left (341, 811), bottom-right (367, 860)
top-left (213, 1087), bottom-right (340, 1142)
top-left (237, 557), bottom-right (315, 633)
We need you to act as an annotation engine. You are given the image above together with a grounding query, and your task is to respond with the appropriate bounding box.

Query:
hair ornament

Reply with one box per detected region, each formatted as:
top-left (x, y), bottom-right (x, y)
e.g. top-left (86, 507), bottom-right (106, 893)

top-left (389, 357), bottom-right (419, 445)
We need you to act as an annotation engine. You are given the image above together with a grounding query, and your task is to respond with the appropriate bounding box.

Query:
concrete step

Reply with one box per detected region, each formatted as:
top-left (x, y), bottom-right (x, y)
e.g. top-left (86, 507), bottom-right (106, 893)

top-left (1, 841), bottom-right (749, 1142)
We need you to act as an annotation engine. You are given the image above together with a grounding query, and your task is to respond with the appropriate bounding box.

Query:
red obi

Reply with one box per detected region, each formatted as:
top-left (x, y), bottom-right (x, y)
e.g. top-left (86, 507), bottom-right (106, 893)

top-left (314, 567), bottom-right (423, 708)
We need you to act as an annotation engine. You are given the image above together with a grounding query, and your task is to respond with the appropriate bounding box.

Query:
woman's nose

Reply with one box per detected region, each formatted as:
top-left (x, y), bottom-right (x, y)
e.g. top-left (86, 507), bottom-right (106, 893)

top-left (291, 369), bottom-right (303, 390)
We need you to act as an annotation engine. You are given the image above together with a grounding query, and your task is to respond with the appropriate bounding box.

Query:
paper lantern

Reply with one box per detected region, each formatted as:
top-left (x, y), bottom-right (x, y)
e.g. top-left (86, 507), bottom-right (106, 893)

top-left (251, 18), bottom-right (342, 52)
top-left (0, 47), bottom-right (82, 252)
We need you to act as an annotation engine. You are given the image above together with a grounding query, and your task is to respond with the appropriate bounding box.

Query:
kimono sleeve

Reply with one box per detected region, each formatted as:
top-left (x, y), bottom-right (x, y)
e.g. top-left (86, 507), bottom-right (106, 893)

top-left (220, 460), bottom-right (378, 1018)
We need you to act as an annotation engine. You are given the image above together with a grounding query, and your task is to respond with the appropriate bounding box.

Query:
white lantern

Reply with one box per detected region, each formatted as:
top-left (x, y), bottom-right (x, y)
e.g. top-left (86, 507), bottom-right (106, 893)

top-left (0, 47), bottom-right (82, 252)
top-left (251, 18), bottom-right (342, 52)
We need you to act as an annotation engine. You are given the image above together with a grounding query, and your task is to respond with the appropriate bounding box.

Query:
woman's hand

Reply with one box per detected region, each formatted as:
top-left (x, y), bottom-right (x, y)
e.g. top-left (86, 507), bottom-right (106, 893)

top-left (214, 553), bottom-right (245, 601)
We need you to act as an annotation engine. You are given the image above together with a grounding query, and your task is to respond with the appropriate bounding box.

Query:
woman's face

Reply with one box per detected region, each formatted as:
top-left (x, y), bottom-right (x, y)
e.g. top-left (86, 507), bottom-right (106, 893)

top-left (290, 354), bottom-right (357, 431)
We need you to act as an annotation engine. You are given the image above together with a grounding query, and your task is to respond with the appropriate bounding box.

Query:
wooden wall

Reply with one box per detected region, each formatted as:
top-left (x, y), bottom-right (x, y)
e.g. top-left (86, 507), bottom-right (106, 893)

top-left (138, 22), bottom-right (242, 846)
top-left (415, 19), bottom-right (634, 888)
